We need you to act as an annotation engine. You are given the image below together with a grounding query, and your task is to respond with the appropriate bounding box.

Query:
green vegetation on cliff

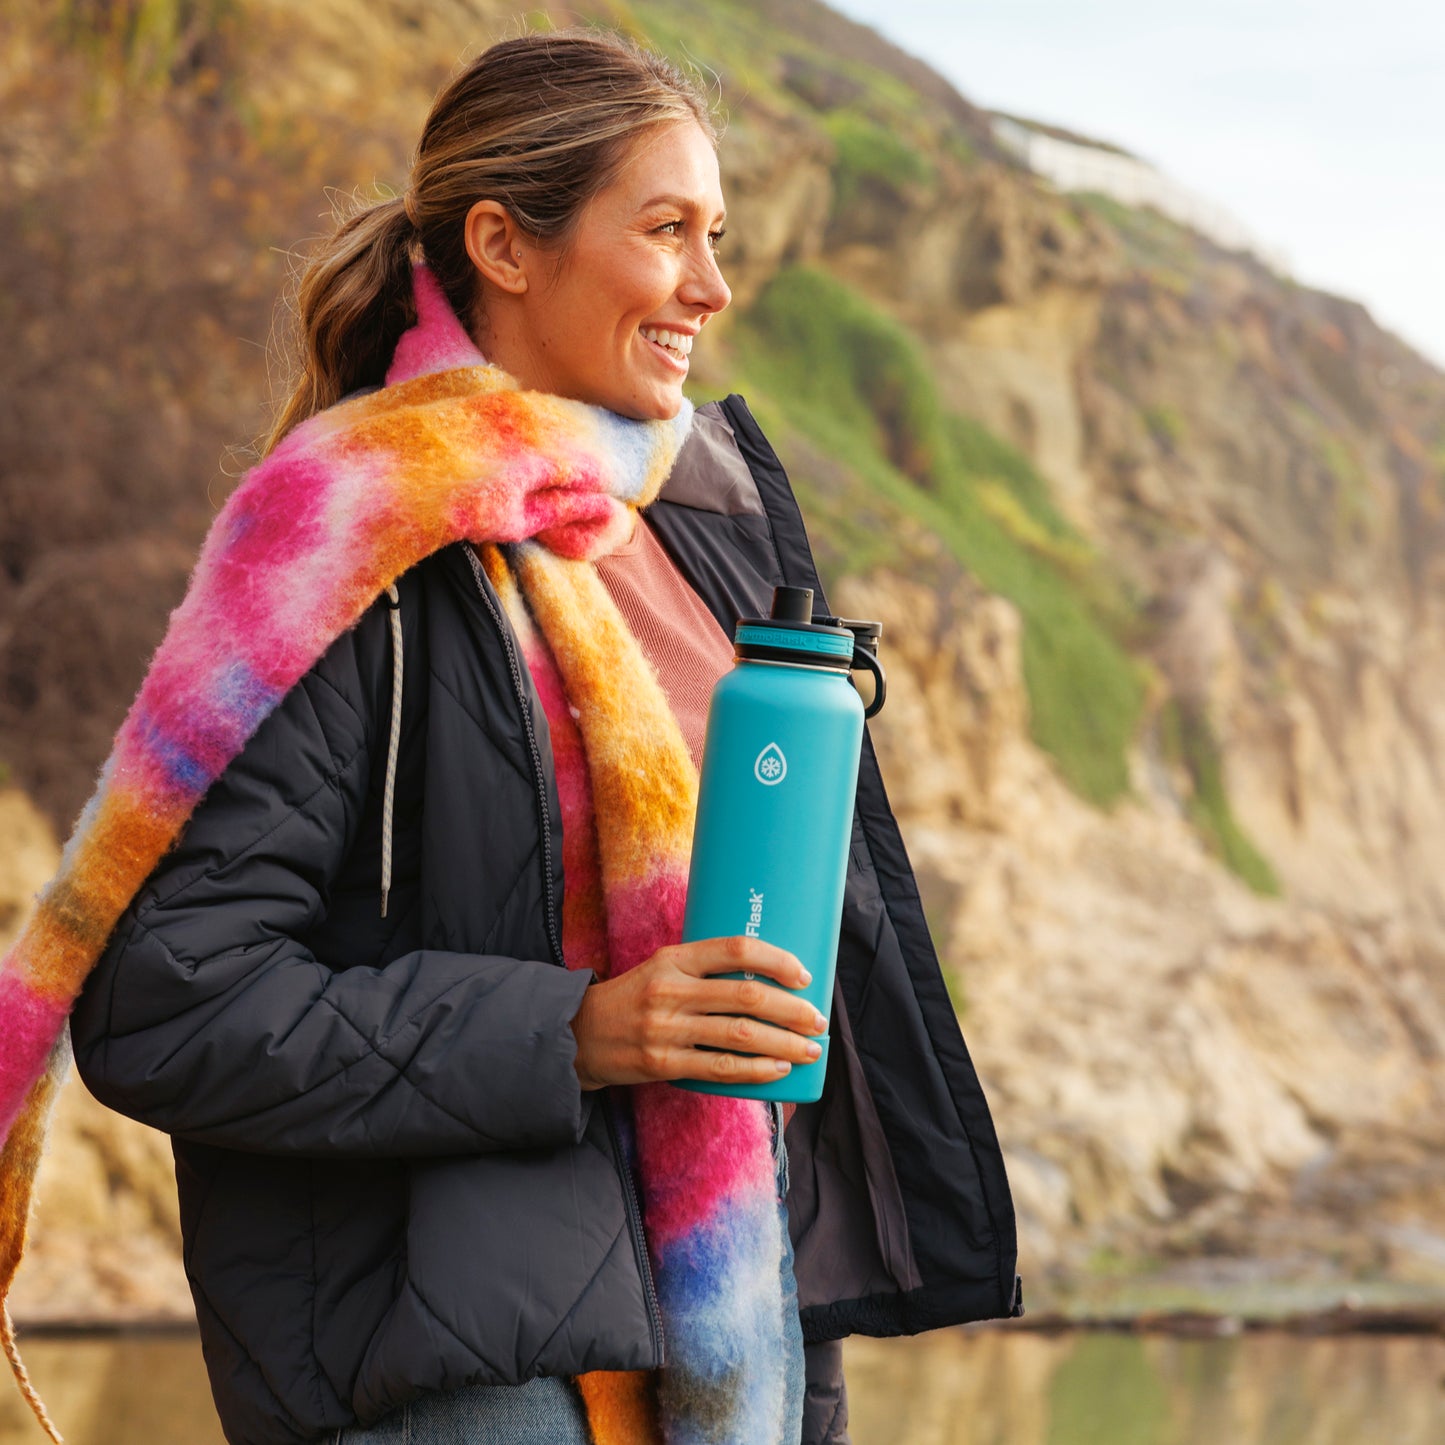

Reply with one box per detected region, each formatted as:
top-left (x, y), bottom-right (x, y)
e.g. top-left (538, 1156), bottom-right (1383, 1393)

top-left (823, 111), bottom-right (936, 212)
top-left (731, 267), bottom-right (1146, 807)
top-left (622, 0), bottom-right (988, 195)
top-left (1158, 701), bottom-right (1281, 895)
top-left (54, 0), bottom-right (239, 88)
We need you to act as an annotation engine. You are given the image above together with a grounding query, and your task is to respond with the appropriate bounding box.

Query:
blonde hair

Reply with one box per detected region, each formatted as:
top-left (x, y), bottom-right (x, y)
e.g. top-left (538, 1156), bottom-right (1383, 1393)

top-left (264, 29), bottom-right (716, 454)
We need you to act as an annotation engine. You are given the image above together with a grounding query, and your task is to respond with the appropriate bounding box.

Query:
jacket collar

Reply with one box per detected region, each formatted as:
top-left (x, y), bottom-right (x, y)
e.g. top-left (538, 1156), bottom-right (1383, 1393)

top-left (657, 401), bottom-right (766, 518)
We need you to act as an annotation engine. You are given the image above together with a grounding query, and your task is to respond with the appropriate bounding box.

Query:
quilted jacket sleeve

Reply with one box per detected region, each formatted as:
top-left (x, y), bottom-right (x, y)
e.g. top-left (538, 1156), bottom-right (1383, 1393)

top-left (69, 596), bottom-right (594, 1158)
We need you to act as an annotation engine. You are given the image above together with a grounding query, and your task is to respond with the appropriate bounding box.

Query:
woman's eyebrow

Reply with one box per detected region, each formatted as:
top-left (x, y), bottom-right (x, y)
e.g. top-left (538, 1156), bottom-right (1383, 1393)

top-left (638, 193), bottom-right (727, 222)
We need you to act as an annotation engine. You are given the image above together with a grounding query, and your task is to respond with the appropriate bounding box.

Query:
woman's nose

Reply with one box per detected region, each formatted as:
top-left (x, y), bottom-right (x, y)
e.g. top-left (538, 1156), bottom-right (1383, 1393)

top-left (682, 245), bottom-right (732, 317)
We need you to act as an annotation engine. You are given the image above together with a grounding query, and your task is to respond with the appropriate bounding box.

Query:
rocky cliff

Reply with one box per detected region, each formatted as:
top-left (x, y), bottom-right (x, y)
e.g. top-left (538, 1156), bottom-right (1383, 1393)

top-left (4, 0), bottom-right (1445, 1322)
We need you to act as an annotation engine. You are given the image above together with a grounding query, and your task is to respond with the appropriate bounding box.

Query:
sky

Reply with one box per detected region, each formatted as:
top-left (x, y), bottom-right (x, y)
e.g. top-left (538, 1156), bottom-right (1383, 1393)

top-left (824, 0), bottom-right (1445, 368)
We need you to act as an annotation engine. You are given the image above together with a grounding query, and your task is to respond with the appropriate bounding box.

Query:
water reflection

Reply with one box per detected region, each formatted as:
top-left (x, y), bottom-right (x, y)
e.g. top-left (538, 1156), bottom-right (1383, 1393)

top-left (1, 1327), bottom-right (1442, 1443)
top-left (844, 1328), bottom-right (1445, 1445)
top-left (0, 1335), bottom-right (224, 1445)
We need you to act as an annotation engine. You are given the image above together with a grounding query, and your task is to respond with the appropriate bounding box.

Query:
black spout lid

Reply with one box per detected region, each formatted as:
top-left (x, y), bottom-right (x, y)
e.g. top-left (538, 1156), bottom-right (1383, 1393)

top-left (771, 586), bottom-right (814, 623)
top-left (734, 587), bottom-right (853, 670)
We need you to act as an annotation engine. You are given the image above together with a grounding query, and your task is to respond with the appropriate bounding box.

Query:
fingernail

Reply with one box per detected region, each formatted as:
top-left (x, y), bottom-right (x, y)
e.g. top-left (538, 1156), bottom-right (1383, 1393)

top-left (775, 1060), bottom-right (792, 1073)
top-left (798, 969), bottom-right (813, 986)
top-left (813, 1013), bottom-right (827, 1033)
top-left (805, 1041), bottom-right (822, 1059)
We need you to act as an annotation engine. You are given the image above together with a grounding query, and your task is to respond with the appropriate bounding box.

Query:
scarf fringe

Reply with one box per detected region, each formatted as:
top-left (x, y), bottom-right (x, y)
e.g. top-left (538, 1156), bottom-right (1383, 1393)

top-left (1, 1036), bottom-right (70, 1442)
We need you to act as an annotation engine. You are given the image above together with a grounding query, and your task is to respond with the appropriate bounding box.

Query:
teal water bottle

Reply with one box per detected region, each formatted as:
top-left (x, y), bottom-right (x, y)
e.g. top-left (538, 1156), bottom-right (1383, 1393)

top-left (676, 586), bottom-right (886, 1103)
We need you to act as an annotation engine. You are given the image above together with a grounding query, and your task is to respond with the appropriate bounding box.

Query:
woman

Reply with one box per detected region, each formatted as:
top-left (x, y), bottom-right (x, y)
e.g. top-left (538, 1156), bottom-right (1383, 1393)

top-left (0, 28), bottom-right (1019, 1445)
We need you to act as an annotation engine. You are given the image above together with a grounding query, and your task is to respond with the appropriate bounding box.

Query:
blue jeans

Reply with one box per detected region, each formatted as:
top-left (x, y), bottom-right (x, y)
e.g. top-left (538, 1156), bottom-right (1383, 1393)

top-left (335, 1374), bottom-right (590, 1444)
top-left (337, 1102), bottom-right (805, 1443)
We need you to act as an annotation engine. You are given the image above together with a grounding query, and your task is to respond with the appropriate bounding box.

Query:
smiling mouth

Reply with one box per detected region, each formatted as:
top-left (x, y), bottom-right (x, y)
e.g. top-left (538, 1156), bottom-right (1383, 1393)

top-left (640, 326), bottom-right (693, 363)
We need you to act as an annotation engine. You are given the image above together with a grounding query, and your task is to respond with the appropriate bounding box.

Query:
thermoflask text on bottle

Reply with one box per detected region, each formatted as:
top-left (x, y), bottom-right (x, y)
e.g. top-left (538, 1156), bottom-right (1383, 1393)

top-left (676, 585), bottom-right (885, 1103)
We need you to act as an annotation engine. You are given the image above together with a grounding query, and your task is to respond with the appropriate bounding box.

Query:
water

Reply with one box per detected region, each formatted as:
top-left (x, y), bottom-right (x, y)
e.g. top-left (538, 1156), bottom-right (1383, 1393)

top-left (1, 1327), bottom-right (1441, 1444)
top-left (844, 1329), bottom-right (1445, 1445)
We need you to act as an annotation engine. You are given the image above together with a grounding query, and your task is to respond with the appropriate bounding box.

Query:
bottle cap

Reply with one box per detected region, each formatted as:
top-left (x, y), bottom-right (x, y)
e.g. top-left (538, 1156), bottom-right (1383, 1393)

top-left (770, 586), bottom-right (814, 622)
top-left (733, 588), bottom-right (854, 670)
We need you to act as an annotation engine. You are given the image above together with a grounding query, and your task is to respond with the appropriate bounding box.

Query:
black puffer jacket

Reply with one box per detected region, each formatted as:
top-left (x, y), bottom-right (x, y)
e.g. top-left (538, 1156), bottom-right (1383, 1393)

top-left (71, 397), bottom-right (1020, 1445)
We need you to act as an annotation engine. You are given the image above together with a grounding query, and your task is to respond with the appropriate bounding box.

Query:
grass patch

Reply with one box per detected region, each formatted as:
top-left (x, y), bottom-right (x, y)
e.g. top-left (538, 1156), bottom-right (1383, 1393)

top-left (622, 0), bottom-right (792, 111)
top-left (1320, 434), bottom-right (1371, 537)
top-left (732, 266), bottom-right (1147, 807)
top-left (824, 109), bottom-right (936, 210)
top-left (1158, 699), bottom-right (1280, 894)
top-left (1142, 402), bottom-right (1187, 451)
top-left (1085, 1244), bottom-right (1163, 1279)
top-left (53, 0), bottom-right (237, 88)
top-left (1288, 401), bottom-right (1376, 543)
top-left (731, 265), bottom-right (949, 483)
top-left (620, 0), bottom-right (974, 197)
top-left (1076, 190), bottom-right (1198, 292)
top-left (950, 413), bottom-right (1074, 537)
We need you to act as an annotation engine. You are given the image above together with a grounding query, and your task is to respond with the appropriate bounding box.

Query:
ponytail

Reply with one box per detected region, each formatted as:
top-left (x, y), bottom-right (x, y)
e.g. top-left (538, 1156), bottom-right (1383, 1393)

top-left (262, 195), bottom-right (417, 456)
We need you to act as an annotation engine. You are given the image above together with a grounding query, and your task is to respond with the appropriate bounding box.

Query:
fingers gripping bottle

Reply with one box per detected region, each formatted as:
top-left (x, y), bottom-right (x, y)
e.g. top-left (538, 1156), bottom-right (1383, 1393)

top-left (677, 586), bottom-right (886, 1103)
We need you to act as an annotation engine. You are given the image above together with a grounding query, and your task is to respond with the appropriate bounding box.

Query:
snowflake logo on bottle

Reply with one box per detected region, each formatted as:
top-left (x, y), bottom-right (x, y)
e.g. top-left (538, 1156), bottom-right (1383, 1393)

top-left (754, 742), bottom-right (787, 786)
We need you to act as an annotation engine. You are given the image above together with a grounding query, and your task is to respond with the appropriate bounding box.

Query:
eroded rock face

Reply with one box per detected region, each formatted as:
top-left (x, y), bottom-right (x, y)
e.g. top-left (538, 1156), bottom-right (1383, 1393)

top-left (826, 164), bottom-right (1121, 530)
top-left (806, 68), bottom-right (1445, 1298)
top-left (833, 573), bottom-right (1445, 1294)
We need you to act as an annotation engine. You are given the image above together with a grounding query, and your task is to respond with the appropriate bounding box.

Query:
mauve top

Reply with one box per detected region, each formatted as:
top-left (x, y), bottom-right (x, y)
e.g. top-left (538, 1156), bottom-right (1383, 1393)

top-left (594, 513), bottom-right (736, 769)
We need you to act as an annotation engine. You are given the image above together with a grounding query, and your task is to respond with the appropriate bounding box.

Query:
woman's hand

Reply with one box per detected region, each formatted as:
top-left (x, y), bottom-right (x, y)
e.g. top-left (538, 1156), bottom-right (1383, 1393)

top-left (568, 937), bottom-right (827, 1090)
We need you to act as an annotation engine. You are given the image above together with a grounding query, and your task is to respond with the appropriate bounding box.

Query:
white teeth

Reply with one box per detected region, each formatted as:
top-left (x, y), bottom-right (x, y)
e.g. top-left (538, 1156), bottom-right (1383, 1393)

top-left (642, 327), bottom-right (692, 357)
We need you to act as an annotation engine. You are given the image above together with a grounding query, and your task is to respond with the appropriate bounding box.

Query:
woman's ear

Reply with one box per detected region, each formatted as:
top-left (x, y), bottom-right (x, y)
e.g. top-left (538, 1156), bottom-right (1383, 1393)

top-left (464, 200), bottom-right (529, 294)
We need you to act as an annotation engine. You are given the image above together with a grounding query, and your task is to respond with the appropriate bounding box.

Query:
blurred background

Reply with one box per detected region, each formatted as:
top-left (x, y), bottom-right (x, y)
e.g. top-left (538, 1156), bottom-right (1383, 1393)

top-left (2, 1), bottom-right (1444, 1440)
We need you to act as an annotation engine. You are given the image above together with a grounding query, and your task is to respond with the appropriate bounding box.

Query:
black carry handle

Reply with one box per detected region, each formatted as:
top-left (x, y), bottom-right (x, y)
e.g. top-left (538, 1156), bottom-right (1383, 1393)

top-left (814, 614), bottom-right (888, 719)
top-left (851, 645), bottom-right (887, 719)
top-left (849, 650), bottom-right (884, 716)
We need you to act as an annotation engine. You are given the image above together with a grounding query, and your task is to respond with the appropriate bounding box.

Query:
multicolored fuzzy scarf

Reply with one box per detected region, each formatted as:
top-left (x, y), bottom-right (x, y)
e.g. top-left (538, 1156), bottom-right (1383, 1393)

top-left (0, 267), bottom-right (792, 1445)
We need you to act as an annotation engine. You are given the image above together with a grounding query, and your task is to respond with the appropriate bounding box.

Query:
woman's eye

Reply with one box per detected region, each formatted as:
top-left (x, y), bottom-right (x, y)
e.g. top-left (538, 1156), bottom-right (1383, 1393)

top-left (654, 220), bottom-right (724, 253)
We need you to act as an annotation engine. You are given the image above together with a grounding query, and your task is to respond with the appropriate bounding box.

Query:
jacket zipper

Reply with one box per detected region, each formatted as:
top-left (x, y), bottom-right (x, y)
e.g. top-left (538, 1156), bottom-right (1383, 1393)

top-left (463, 543), bottom-right (665, 1361)
top-left (463, 544), bottom-right (564, 968)
top-left (603, 1093), bottom-right (665, 1362)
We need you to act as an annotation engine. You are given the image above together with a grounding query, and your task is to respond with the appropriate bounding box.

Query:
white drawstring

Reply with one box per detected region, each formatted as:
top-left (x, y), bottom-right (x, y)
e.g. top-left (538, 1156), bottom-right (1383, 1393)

top-left (380, 584), bottom-right (403, 918)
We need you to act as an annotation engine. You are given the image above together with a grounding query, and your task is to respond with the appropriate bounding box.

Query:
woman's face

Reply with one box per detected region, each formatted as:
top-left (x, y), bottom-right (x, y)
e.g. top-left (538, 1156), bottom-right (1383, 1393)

top-left (474, 120), bottom-right (732, 420)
